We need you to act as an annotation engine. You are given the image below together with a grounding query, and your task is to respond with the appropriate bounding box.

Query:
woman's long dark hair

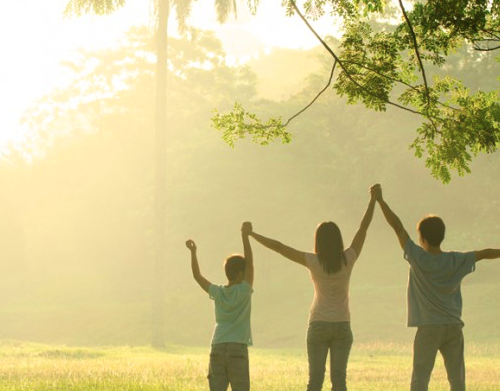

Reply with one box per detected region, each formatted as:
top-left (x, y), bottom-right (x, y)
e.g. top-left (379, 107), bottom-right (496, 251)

top-left (314, 221), bottom-right (346, 274)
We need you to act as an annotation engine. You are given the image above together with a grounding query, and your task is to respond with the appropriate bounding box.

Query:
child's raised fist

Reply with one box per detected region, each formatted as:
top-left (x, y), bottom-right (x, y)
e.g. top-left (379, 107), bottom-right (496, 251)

top-left (185, 239), bottom-right (197, 251)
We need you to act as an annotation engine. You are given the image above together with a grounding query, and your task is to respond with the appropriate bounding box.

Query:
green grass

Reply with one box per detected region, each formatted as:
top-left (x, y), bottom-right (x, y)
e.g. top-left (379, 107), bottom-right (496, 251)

top-left (0, 341), bottom-right (499, 390)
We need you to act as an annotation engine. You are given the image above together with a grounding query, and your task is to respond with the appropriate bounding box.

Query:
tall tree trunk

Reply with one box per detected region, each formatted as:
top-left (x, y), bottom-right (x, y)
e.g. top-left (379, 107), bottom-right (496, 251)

top-left (152, 0), bottom-right (169, 348)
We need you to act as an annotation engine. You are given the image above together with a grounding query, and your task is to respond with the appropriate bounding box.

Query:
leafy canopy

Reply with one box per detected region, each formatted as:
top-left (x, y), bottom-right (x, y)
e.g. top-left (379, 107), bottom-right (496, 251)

top-left (213, 0), bottom-right (500, 183)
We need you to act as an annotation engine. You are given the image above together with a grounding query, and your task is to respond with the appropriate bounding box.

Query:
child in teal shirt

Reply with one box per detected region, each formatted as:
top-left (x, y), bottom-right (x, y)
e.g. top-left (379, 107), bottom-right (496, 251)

top-left (186, 221), bottom-right (254, 391)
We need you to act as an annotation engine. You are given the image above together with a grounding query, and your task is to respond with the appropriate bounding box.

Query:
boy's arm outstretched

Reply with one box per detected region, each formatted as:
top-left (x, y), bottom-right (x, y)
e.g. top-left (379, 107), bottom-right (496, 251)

top-left (474, 248), bottom-right (500, 262)
top-left (249, 227), bottom-right (306, 266)
top-left (185, 240), bottom-right (211, 293)
top-left (372, 184), bottom-right (410, 250)
top-left (349, 186), bottom-right (377, 257)
top-left (242, 222), bottom-right (254, 286)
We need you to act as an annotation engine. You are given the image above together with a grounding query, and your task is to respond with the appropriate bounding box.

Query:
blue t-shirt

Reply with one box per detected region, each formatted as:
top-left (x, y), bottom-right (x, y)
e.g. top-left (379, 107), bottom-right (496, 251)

top-left (208, 281), bottom-right (253, 345)
top-left (404, 239), bottom-right (476, 327)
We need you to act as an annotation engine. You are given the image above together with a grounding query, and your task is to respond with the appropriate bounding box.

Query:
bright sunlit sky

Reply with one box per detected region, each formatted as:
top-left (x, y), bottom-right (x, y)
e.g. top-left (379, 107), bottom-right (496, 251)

top-left (0, 0), bottom-right (341, 154)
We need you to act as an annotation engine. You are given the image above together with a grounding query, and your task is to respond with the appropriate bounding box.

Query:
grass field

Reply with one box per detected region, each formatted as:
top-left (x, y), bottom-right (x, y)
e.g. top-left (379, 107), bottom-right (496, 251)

top-left (1, 341), bottom-right (499, 390)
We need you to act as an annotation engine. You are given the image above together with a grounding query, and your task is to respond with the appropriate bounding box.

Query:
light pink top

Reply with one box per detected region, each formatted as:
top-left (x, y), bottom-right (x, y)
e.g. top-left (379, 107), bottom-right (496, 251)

top-left (305, 247), bottom-right (358, 323)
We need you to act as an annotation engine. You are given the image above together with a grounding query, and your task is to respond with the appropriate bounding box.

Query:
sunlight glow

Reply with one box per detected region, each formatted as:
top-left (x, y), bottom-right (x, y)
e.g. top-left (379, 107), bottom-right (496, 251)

top-left (0, 0), bottom-right (341, 156)
top-left (0, 0), bottom-right (150, 156)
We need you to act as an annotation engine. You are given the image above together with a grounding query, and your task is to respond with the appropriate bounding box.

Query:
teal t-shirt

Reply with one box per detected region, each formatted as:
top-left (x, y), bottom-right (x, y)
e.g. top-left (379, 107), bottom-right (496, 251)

top-left (404, 239), bottom-right (476, 327)
top-left (208, 281), bottom-right (253, 346)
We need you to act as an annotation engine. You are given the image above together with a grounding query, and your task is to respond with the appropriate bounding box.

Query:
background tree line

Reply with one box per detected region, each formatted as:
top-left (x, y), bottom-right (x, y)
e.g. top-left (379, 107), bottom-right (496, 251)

top-left (0, 27), bottom-right (499, 347)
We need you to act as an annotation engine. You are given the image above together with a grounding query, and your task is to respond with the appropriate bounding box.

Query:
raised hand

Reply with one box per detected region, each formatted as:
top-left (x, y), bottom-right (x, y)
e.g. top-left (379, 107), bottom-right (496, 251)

top-left (241, 221), bottom-right (253, 236)
top-left (185, 239), bottom-right (197, 252)
top-left (370, 183), bottom-right (382, 202)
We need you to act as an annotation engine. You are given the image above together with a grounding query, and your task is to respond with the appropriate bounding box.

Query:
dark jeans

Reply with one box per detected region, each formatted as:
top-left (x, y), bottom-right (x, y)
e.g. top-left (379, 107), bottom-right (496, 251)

top-left (411, 324), bottom-right (465, 391)
top-left (306, 321), bottom-right (353, 391)
top-left (208, 343), bottom-right (250, 391)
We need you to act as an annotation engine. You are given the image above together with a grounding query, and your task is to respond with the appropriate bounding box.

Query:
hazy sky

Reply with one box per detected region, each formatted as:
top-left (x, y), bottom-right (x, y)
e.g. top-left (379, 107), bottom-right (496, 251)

top-left (0, 0), bottom-right (340, 154)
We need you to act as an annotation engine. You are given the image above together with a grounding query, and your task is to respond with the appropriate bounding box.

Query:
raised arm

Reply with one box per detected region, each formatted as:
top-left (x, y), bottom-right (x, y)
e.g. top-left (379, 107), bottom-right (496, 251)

top-left (185, 240), bottom-right (211, 293)
top-left (349, 187), bottom-right (377, 257)
top-left (249, 229), bottom-right (306, 266)
top-left (241, 222), bottom-right (254, 286)
top-left (372, 184), bottom-right (410, 250)
top-left (474, 248), bottom-right (500, 262)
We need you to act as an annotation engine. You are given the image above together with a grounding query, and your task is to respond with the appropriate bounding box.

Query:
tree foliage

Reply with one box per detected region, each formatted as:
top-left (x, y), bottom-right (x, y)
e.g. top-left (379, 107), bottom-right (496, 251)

top-left (212, 102), bottom-right (291, 147)
top-left (213, 0), bottom-right (500, 183)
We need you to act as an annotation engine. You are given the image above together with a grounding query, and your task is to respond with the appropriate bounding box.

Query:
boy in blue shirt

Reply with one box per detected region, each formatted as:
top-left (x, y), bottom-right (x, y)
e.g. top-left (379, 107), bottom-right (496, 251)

top-left (185, 221), bottom-right (254, 391)
top-left (372, 184), bottom-right (500, 391)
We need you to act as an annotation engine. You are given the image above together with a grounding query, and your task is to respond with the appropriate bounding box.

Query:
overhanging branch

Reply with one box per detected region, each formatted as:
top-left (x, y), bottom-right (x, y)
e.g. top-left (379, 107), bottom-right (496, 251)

top-left (289, 0), bottom-right (421, 116)
top-left (342, 62), bottom-right (459, 112)
top-left (474, 45), bottom-right (500, 51)
top-left (397, 0), bottom-right (441, 133)
top-left (283, 60), bottom-right (337, 126)
top-left (398, 0), bottom-right (430, 104)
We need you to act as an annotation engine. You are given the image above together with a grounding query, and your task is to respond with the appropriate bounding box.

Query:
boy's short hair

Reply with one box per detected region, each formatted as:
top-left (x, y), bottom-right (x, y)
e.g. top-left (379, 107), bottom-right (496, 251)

top-left (417, 215), bottom-right (445, 247)
top-left (225, 255), bottom-right (246, 281)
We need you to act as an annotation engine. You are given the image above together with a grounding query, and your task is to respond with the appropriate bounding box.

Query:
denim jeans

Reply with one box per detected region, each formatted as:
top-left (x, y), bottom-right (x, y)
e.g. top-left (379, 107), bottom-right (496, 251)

top-left (306, 321), bottom-right (353, 391)
top-left (411, 324), bottom-right (465, 391)
top-left (208, 343), bottom-right (250, 391)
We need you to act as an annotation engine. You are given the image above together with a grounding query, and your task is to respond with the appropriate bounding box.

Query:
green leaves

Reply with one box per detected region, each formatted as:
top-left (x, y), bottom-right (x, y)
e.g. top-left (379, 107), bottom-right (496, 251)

top-left (67, 0), bottom-right (500, 183)
top-left (335, 21), bottom-right (401, 111)
top-left (294, 0), bottom-right (384, 19)
top-left (408, 76), bottom-right (500, 183)
top-left (216, 0), bottom-right (500, 183)
top-left (211, 103), bottom-right (291, 147)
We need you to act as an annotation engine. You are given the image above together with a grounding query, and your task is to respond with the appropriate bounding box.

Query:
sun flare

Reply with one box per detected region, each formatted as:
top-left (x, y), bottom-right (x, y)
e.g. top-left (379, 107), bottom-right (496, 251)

top-left (0, 0), bottom-right (340, 157)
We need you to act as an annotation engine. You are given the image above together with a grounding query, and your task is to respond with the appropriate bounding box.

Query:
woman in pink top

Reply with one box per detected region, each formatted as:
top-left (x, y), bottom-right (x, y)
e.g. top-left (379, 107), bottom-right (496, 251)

top-left (248, 186), bottom-right (378, 391)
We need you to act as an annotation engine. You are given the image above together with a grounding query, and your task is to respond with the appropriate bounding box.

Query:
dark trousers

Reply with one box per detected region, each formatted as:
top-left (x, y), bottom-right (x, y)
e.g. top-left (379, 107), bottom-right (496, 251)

top-left (306, 321), bottom-right (353, 391)
top-left (208, 343), bottom-right (249, 391)
top-left (411, 324), bottom-right (465, 391)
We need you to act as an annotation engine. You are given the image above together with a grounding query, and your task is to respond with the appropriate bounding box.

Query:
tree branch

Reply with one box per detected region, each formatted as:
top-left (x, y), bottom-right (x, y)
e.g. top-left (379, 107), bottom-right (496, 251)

top-left (398, 0), bottom-right (430, 103)
top-left (218, 60), bottom-right (338, 132)
top-left (343, 60), bottom-right (418, 91)
top-left (476, 38), bottom-right (500, 42)
top-left (283, 60), bottom-right (337, 126)
top-left (473, 45), bottom-right (500, 51)
top-left (343, 60), bottom-right (459, 112)
top-left (473, 40), bottom-right (500, 51)
top-left (289, 0), bottom-right (421, 116)
top-left (397, 0), bottom-right (441, 133)
top-left (478, 27), bottom-right (500, 41)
